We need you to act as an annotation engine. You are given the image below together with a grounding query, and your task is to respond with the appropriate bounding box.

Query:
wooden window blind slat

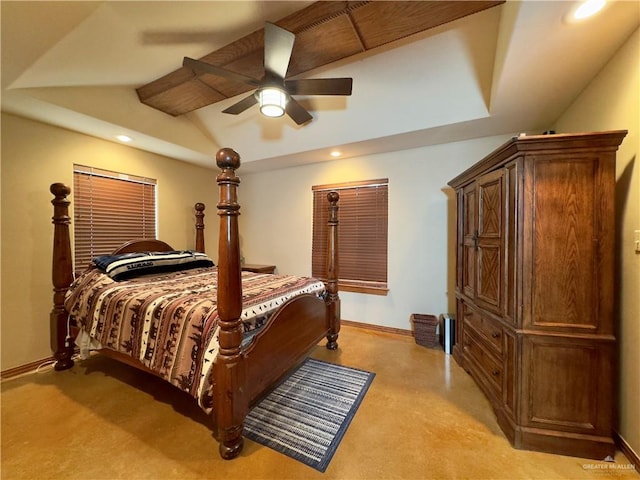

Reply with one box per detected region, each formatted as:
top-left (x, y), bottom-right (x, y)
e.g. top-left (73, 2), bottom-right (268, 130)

top-left (73, 167), bottom-right (157, 272)
top-left (312, 179), bottom-right (388, 294)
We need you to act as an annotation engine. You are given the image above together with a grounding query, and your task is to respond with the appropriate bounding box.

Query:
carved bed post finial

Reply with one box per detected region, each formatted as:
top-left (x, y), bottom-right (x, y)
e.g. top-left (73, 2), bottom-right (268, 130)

top-left (195, 202), bottom-right (205, 253)
top-left (213, 148), bottom-right (246, 459)
top-left (50, 183), bottom-right (75, 370)
top-left (326, 191), bottom-right (340, 350)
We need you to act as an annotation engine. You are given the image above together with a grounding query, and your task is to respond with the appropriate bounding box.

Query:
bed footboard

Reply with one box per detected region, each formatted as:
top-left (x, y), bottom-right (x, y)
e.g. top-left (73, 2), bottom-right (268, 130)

top-left (212, 148), bottom-right (341, 460)
top-left (244, 294), bottom-right (327, 401)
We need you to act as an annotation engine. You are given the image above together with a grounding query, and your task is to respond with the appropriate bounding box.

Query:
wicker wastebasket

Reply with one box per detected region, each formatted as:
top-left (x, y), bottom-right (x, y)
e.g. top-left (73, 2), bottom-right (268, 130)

top-left (411, 313), bottom-right (439, 348)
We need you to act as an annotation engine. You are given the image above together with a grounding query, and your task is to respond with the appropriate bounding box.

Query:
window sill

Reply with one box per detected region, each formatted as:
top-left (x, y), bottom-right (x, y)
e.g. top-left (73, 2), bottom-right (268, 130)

top-left (339, 283), bottom-right (389, 296)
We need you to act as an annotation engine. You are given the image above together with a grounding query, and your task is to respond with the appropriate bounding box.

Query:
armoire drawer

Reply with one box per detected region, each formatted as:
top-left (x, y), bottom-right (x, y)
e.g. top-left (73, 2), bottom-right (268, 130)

top-left (463, 308), bottom-right (503, 355)
top-left (463, 331), bottom-right (503, 395)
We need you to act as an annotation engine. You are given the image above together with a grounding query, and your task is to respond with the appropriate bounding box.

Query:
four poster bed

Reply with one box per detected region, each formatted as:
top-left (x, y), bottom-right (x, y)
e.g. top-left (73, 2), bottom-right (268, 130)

top-left (49, 147), bottom-right (341, 459)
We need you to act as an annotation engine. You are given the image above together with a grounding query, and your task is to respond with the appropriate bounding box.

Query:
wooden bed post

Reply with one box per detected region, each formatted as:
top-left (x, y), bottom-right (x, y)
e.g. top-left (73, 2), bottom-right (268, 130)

top-left (325, 191), bottom-right (340, 350)
top-left (194, 202), bottom-right (205, 253)
top-left (50, 183), bottom-right (75, 370)
top-left (213, 148), bottom-right (246, 460)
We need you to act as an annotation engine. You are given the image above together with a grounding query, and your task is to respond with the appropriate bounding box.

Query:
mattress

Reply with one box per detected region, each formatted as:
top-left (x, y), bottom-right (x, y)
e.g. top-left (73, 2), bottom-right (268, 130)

top-left (65, 266), bottom-right (325, 412)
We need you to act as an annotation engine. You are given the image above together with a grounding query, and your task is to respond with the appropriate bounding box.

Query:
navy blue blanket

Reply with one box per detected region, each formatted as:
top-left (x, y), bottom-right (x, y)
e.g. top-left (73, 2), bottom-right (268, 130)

top-left (94, 250), bottom-right (214, 280)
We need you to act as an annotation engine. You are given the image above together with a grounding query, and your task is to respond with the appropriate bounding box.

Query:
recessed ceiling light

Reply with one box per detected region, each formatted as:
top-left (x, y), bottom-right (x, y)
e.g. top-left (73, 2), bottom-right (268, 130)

top-left (116, 134), bottom-right (132, 143)
top-left (330, 150), bottom-right (342, 158)
top-left (568, 0), bottom-right (606, 22)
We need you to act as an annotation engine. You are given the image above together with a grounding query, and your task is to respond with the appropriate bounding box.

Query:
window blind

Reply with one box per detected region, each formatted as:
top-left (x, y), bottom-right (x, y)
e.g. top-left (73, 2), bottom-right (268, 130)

top-left (73, 166), bottom-right (157, 271)
top-left (312, 179), bottom-right (388, 294)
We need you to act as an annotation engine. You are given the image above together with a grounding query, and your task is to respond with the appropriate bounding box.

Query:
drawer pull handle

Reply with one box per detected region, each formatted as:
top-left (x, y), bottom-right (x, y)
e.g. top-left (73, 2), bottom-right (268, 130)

top-left (492, 369), bottom-right (500, 376)
top-left (491, 331), bottom-right (501, 338)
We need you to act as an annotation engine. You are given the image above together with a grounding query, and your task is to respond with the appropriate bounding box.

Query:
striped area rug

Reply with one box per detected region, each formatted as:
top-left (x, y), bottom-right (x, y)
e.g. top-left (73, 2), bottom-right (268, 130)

top-left (244, 358), bottom-right (375, 472)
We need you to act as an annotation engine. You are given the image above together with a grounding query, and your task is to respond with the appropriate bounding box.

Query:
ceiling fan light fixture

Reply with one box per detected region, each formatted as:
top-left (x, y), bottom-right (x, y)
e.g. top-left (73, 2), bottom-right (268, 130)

top-left (258, 87), bottom-right (287, 118)
top-left (193, 23), bottom-right (351, 125)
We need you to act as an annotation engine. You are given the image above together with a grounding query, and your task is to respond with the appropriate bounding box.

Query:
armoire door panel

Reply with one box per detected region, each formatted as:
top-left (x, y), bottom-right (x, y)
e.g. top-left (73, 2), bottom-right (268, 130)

top-left (527, 156), bottom-right (599, 330)
top-left (462, 184), bottom-right (477, 298)
top-left (522, 336), bottom-right (614, 434)
top-left (455, 189), bottom-right (463, 292)
top-left (504, 161), bottom-right (519, 326)
top-left (476, 170), bottom-right (504, 313)
top-left (478, 172), bottom-right (503, 238)
top-left (462, 246), bottom-right (476, 298)
top-left (477, 245), bottom-right (502, 309)
top-left (463, 185), bottom-right (477, 236)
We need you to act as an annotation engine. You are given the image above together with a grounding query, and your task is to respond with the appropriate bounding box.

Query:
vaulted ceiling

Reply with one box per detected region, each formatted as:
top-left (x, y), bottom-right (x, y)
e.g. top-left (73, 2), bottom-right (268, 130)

top-left (2, 1), bottom-right (639, 172)
top-left (137, 1), bottom-right (503, 116)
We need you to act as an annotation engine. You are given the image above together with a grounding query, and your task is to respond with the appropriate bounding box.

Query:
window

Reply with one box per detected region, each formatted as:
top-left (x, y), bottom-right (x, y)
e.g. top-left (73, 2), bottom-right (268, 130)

top-left (73, 165), bottom-right (157, 272)
top-left (312, 179), bottom-right (388, 295)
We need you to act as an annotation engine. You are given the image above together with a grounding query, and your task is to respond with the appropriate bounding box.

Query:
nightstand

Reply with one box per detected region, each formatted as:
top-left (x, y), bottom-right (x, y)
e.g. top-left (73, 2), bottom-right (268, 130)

top-left (241, 264), bottom-right (276, 274)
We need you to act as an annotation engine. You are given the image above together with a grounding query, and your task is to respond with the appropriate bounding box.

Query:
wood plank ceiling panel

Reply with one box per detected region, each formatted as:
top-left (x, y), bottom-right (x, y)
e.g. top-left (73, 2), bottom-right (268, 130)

top-left (136, 0), bottom-right (504, 116)
top-left (350, 1), bottom-right (504, 49)
top-left (288, 14), bottom-right (364, 75)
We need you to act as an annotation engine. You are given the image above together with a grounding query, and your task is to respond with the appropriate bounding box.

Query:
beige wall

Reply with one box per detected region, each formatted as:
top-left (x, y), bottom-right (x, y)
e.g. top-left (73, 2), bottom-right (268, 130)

top-left (0, 113), bottom-right (218, 370)
top-left (555, 27), bottom-right (640, 459)
top-left (237, 134), bottom-right (514, 331)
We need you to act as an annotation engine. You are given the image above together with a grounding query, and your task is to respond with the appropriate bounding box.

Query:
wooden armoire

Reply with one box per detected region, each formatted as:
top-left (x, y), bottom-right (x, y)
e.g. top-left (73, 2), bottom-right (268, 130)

top-left (448, 131), bottom-right (627, 460)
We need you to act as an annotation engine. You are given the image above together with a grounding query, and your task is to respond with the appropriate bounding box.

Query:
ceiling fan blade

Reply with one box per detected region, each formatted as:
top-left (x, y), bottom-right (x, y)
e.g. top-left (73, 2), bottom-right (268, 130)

top-left (285, 97), bottom-right (313, 125)
top-left (285, 78), bottom-right (353, 96)
top-left (222, 93), bottom-right (258, 115)
top-left (183, 57), bottom-right (260, 86)
top-left (264, 22), bottom-right (295, 81)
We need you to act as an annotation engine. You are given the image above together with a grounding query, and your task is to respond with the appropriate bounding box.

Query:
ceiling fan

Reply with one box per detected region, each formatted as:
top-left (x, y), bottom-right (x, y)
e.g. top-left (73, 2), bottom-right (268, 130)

top-left (183, 22), bottom-right (353, 125)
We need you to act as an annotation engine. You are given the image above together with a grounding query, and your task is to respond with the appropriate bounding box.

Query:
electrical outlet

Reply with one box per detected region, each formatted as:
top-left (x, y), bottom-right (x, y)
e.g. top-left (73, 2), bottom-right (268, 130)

top-left (635, 230), bottom-right (640, 253)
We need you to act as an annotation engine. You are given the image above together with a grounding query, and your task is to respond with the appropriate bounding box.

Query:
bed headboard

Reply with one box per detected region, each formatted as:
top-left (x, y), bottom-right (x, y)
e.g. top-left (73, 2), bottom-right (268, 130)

top-left (111, 239), bottom-right (174, 255)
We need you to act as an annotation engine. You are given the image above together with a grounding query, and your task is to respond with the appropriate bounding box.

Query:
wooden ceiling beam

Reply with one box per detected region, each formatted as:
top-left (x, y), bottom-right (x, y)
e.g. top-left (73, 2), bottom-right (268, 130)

top-left (136, 1), bottom-right (504, 116)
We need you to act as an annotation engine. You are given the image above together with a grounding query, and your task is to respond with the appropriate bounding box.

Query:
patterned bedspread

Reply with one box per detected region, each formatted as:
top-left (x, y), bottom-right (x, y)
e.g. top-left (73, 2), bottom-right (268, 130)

top-left (64, 266), bottom-right (325, 412)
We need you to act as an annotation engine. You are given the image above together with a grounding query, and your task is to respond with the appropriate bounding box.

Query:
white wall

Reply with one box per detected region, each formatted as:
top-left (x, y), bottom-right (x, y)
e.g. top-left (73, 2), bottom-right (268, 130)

top-left (555, 27), bottom-right (640, 462)
top-left (235, 134), bottom-right (513, 330)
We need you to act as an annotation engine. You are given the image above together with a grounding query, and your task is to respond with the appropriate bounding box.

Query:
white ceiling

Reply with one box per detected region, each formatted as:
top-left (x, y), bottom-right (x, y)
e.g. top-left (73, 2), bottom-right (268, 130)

top-left (2, 1), bottom-right (639, 173)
